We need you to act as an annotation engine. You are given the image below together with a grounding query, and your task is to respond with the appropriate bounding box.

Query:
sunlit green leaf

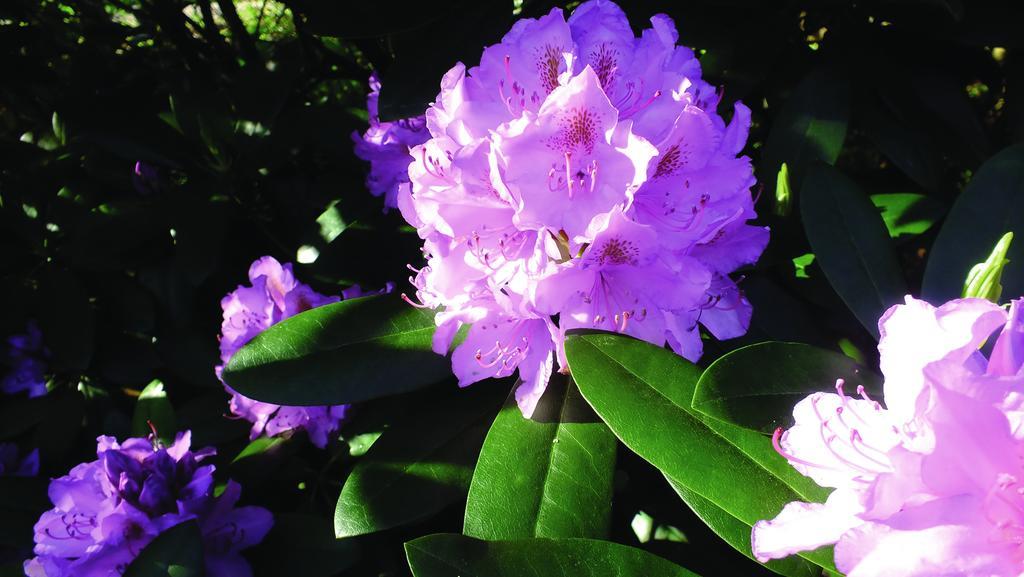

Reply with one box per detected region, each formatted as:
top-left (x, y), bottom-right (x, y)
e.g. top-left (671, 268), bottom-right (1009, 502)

top-left (223, 295), bottom-right (453, 405)
top-left (464, 378), bottom-right (615, 540)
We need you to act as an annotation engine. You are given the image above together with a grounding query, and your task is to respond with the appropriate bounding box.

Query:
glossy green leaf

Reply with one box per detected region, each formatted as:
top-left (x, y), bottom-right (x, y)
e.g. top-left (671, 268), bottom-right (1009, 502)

top-left (760, 68), bottom-right (849, 188)
top-left (250, 514), bottom-right (358, 577)
top-left (405, 533), bottom-right (700, 577)
top-left (870, 193), bottom-right (945, 238)
top-left (334, 383), bottom-right (506, 538)
top-left (464, 377), bottom-right (616, 540)
top-left (924, 143), bottom-right (1024, 303)
top-left (801, 165), bottom-right (907, 339)
top-left (132, 380), bottom-right (177, 443)
top-left (693, 342), bottom-right (882, 433)
top-left (665, 477), bottom-right (835, 577)
top-left (222, 295), bottom-right (453, 406)
top-left (124, 520), bottom-right (204, 577)
top-left (565, 331), bottom-right (834, 576)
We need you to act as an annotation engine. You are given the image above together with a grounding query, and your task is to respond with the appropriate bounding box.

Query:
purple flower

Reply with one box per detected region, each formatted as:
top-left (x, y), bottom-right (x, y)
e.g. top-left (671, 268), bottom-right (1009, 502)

top-left (352, 72), bottom-right (430, 210)
top-left (24, 431), bottom-right (272, 577)
top-left (217, 256), bottom-right (356, 448)
top-left (2, 320), bottom-right (49, 398)
top-left (0, 442), bottom-right (39, 477)
top-left (401, 0), bottom-right (767, 417)
top-left (752, 297), bottom-right (1024, 576)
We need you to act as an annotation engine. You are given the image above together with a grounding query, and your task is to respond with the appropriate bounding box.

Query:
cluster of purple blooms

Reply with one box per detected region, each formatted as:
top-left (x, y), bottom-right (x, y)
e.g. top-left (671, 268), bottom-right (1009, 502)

top-left (755, 297), bottom-right (1024, 576)
top-left (354, 0), bottom-right (766, 416)
top-left (25, 431), bottom-right (272, 577)
top-left (216, 256), bottom-right (352, 448)
top-left (1, 320), bottom-right (49, 398)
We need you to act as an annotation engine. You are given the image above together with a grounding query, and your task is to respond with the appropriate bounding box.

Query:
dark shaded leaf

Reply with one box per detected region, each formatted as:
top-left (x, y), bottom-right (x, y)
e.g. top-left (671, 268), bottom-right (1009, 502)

top-left (801, 165), bottom-right (907, 339)
top-left (923, 143), bottom-right (1024, 302)
top-left (334, 382), bottom-right (506, 537)
top-left (862, 104), bottom-right (944, 193)
top-left (760, 68), bottom-right (849, 188)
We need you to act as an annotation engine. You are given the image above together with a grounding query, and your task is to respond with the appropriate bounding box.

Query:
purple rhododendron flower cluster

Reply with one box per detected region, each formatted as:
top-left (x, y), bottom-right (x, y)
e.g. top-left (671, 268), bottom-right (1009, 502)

top-left (1, 320), bottom-right (49, 398)
top-left (0, 442), bottom-right (39, 477)
top-left (217, 256), bottom-right (349, 448)
top-left (754, 296), bottom-right (1024, 576)
top-left (374, 0), bottom-right (766, 416)
top-left (352, 72), bottom-right (430, 211)
top-left (25, 431), bottom-right (272, 577)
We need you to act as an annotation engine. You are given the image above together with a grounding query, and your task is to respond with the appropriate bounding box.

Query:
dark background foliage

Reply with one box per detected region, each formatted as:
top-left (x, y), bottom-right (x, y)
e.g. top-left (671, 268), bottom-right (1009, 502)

top-left (0, 0), bottom-right (1020, 575)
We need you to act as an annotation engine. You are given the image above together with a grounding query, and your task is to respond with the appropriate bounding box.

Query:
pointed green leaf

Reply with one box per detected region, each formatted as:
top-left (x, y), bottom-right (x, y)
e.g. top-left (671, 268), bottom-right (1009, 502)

top-left (222, 295), bottom-right (452, 405)
top-left (565, 331), bottom-right (834, 576)
top-left (405, 533), bottom-right (700, 577)
top-left (334, 383), bottom-right (505, 538)
top-left (801, 165), bottom-right (907, 339)
top-left (464, 378), bottom-right (616, 540)
top-left (124, 521), bottom-right (204, 577)
top-left (924, 143), bottom-right (1024, 302)
top-left (693, 342), bottom-right (882, 434)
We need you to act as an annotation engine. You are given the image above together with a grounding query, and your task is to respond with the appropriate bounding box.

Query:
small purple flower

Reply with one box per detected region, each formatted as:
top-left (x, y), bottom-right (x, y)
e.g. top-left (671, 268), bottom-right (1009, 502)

top-left (2, 320), bottom-right (49, 398)
top-left (218, 256), bottom-right (372, 448)
top-left (352, 72), bottom-right (430, 211)
top-left (0, 442), bottom-right (39, 477)
top-left (24, 431), bottom-right (272, 577)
